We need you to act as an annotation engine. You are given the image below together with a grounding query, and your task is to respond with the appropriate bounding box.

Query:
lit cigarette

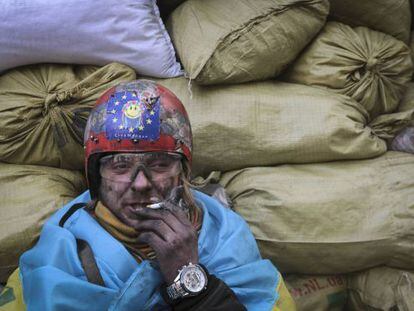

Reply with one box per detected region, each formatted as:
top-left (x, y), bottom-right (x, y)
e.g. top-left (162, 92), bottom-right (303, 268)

top-left (146, 202), bottom-right (165, 209)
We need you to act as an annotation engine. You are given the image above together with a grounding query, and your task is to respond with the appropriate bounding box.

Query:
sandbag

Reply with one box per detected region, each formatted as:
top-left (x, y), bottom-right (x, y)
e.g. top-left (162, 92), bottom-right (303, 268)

top-left (285, 275), bottom-right (347, 311)
top-left (329, 0), bottom-right (411, 43)
top-left (153, 77), bottom-right (387, 176)
top-left (0, 63), bottom-right (136, 170)
top-left (0, 163), bottom-right (86, 283)
top-left (167, 0), bottom-right (329, 85)
top-left (347, 267), bottom-right (414, 311)
top-left (283, 22), bottom-right (413, 119)
top-left (0, 0), bottom-right (182, 78)
top-left (219, 152), bottom-right (414, 274)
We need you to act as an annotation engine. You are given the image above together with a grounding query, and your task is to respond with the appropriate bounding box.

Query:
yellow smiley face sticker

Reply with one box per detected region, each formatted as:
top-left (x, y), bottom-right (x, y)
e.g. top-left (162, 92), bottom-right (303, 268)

top-left (123, 101), bottom-right (142, 119)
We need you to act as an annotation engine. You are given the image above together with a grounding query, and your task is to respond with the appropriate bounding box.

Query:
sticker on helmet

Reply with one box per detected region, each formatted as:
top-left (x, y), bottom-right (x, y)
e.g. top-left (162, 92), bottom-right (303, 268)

top-left (106, 90), bottom-right (160, 141)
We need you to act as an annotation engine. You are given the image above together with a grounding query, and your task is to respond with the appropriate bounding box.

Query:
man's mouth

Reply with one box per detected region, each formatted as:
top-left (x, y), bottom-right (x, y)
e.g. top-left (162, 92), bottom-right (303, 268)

top-left (126, 198), bottom-right (162, 210)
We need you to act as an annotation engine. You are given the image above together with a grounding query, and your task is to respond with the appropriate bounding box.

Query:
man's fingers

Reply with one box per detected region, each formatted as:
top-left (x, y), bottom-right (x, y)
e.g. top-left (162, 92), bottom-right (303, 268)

top-left (133, 206), bottom-right (192, 229)
top-left (133, 219), bottom-right (174, 242)
top-left (163, 202), bottom-right (193, 226)
top-left (137, 231), bottom-right (165, 252)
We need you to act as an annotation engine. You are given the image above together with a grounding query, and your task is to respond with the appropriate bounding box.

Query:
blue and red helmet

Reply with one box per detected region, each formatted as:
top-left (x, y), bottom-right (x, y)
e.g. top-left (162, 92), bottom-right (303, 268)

top-left (84, 79), bottom-right (192, 198)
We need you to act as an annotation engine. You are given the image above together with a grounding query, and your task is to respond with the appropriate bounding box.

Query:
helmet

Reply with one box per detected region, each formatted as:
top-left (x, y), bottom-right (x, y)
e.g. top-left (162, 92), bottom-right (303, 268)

top-left (84, 79), bottom-right (192, 198)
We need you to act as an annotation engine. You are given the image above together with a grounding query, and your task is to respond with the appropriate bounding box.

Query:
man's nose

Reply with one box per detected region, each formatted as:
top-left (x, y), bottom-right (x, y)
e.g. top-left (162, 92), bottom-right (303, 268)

top-left (130, 169), bottom-right (152, 191)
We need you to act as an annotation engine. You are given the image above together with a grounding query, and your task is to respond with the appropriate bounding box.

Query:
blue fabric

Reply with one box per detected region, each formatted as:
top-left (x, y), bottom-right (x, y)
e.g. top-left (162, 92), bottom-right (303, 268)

top-left (20, 190), bottom-right (279, 311)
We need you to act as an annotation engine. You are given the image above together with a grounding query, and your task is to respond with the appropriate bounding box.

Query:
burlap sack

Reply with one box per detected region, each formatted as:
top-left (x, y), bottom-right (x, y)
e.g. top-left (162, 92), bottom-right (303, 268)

top-left (329, 0), bottom-right (411, 43)
top-left (0, 63), bottom-right (136, 170)
top-left (347, 267), bottom-right (414, 311)
top-left (219, 152), bottom-right (414, 274)
top-left (285, 274), bottom-right (347, 311)
top-left (167, 0), bottom-right (329, 85)
top-left (0, 163), bottom-right (86, 283)
top-left (153, 77), bottom-right (387, 176)
top-left (283, 22), bottom-right (413, 119)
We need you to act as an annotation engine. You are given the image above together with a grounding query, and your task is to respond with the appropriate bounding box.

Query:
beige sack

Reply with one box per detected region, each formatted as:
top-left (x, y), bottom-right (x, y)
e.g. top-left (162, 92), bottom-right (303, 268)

top-left (284, 22), bottom-right (413, 119)
top-left (347, 267), bottom-right (414, 311)
top-left (167, 0), bottom-right (329, 85)
top-left (285, 274), bottom-right (347, 311)
top-left (0, 63), bottom-right (136, 170)
top-left (219, 152), bottom-right (414, 274)
top-left (329, 0), bottom-right (411, 43)
top-left (152, 77), bottom-right (389, 176)
top-left (0, 163), bottom-right (86, 283)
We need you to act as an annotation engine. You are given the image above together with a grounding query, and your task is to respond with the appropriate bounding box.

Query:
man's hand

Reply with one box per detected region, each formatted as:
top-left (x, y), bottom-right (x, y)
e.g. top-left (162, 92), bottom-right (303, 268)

top-left (132, 204), bottom-right (199, 284)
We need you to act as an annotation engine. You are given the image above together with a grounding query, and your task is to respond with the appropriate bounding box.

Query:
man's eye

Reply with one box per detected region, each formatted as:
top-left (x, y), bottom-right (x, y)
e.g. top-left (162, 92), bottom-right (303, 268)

top-left (148, 161), bottom-right (170, 170)
top-left (111, 162), bottom-right (133, 170)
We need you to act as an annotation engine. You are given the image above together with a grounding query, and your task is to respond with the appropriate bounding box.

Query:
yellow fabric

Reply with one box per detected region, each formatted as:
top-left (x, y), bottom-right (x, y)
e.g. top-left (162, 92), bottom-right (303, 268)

top-left (0, 269), bottom-right (26, 311)
top-left (94, 201), bottom-right (155, 262)
top-left (273, 274), bottom-right (297, 311)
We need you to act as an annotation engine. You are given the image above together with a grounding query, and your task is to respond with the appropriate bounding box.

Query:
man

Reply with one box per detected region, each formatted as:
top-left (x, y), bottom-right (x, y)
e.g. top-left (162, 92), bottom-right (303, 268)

top-left (1, 80), bottom-right (295, 310)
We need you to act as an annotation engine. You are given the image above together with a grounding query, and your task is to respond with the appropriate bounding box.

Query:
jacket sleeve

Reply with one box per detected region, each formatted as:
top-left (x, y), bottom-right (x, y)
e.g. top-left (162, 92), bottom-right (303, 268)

top-left (163, 273), bottom-right (246, 311)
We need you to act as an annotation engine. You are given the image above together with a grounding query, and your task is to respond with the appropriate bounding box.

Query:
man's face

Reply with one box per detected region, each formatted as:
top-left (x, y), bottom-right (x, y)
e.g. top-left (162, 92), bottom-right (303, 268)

top-left (98, 152), bottom-right (182, 227)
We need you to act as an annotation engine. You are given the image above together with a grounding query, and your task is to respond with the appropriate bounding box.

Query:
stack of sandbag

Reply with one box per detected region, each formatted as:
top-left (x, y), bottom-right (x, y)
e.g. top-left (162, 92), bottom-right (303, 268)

top-left (161, 0), bottom-right (414, 308)
top-left (0, 0), bottom-right (413, 309)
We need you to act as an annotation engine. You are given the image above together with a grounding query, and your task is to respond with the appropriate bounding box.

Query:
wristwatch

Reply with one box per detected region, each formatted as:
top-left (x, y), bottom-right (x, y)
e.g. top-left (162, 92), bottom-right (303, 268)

top-left (166, 263), bottom-right (208, 301)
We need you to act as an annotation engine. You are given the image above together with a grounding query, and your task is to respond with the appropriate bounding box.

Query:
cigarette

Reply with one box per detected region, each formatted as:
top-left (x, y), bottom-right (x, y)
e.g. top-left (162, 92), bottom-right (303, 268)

top-left (146, 202), bottom-right (165, 209)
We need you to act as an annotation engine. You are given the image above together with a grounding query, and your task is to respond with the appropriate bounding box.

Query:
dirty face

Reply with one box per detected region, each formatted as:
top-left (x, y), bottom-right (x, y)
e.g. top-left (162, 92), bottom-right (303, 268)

top-left (97, 152), bottom-right (182, 227)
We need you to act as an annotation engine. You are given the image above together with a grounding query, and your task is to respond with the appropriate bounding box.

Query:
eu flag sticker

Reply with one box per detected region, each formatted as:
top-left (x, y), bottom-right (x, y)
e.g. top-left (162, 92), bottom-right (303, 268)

top-left (106, 91), bottom-right (161, 141)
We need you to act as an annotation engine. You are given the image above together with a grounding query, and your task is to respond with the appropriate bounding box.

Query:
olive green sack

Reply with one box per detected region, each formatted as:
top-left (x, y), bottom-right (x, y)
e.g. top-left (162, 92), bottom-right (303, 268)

top-left (167, 0), bottom-right (329, 85)
top-left (154, 77), bottom-right (393, 176)
top-left (347, 267), bottom-right (414, 311)
top-left (0, 63), bottom-right (136, 170)
top-left (329, 0), bottom-right (411, 43)
top-left (283, 22), bottom-right (413, 120)
top-left (219, 152), bottom-right (414, 274)
top-left (0, 163), bottom-right (86, 283)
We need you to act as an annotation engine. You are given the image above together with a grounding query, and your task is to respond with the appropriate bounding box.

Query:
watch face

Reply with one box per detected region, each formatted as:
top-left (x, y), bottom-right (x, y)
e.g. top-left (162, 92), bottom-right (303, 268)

top-left (181, 265), bottom-right (207, 294)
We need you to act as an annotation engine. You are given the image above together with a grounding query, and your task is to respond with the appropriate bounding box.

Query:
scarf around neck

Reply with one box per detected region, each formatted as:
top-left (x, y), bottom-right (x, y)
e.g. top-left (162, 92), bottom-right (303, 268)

top-left (93, 201), bottom-right (202, 262)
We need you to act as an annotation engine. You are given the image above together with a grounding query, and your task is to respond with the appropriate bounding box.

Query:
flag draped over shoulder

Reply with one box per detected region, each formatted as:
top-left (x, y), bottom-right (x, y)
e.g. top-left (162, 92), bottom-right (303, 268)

top-left (18, 190), bottom-right (281, 311)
